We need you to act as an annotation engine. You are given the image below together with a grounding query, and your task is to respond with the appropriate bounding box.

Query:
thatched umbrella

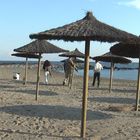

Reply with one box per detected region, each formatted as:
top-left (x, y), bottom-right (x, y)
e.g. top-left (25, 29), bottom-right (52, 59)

top-left (11, 52), bottom-right (41, 85)
top-left (110, 42), bottom-right (140, 111)
top-left (29, 11), bottom-right (138, 138)
top-left (61, 58), bottom-right (84, 63)
top-left (59, 48), bottom-right (85, 58)
top-left (92, 52), bottom-right (131, 92)
top-left (14, 39), bottom-right (68, 100)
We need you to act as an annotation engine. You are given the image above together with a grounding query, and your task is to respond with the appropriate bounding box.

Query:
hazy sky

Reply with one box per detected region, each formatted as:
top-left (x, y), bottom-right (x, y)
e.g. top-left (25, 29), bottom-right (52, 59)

top-left (0, 0), bottom-right (140, 61)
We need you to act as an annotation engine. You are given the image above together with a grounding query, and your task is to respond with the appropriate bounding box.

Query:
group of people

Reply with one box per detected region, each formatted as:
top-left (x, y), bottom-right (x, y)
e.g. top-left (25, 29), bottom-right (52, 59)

top-left (43, 57), bottom-right (78, 87)
top-left (43, 58), bottom-right (103, 88)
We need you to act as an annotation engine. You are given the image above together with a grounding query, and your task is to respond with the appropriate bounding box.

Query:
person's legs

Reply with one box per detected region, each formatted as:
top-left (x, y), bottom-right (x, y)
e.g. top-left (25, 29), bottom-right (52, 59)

top-left (68, 74), bottom-right (71, 87)
top-left (92, 72), bottom-right (97, 86)
top-left (63, 71), bottom-right (68, 85)
top-left (45, 71), bottom-right (49, 84)
top-left (63, 78), bottom-right (67, 85)
top-left (97, 72), bottom-right (100, 87)
top-left (68, 73), bottom-right (73, 89)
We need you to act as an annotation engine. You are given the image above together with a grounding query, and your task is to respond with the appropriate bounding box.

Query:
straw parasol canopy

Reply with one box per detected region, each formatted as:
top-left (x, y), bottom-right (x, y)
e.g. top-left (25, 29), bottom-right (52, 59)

top-left (11, 52), bottom-right (41, 58)
top-left (110, 42), bottom-right (140, 58)
top-left (110, 42), bottom-right (140, 111)
top-left (11, 52), bottom-right (41, 85)
top-left (61, 58), bottom-right (84, 63)
top-left (93, 52), bottom-right (131, 63)
top-left (29, 12), bottom-right (138, 42)
top-left (14, 39), bottom-right (68, 100)
top-left (59, 48), bottom-right (85, 58)
top-left (29, 11), bottom-right (138, 138)
top-left (14, 39), bottom-right (68, 53)
top-left (92, 52), bottom-right (131, 92)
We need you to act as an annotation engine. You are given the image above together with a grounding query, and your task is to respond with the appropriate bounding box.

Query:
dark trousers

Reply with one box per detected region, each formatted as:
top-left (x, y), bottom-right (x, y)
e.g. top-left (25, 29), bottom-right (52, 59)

top-left (92, 72), bottom-right (100, 87)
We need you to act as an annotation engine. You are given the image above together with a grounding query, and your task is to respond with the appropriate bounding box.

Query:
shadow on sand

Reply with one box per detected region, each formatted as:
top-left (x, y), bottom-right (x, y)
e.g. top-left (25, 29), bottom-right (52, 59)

top-left (6, 89), bottom-right (58, 96)
top-left (88, 96), bottom-right (135, 104)
top-left (0, 104), bottom-right (112, 121)
top-left (0, 84), bottom-right (16, 89)
top-left (111, 88), bottom-right (136, 93)
top-left (0, 128), bottom-right (96, 139)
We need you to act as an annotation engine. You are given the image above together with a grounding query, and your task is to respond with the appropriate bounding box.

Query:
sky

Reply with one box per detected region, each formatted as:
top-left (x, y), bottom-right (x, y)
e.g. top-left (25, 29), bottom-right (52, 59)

top-left (0, 0), bottom-right (140, 62)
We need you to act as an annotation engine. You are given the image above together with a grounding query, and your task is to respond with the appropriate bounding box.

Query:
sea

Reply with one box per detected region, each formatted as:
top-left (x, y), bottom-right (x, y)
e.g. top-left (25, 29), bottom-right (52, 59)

top-left (0, 60), bottom-right (138, 81)
top-left (78, 69), bottom-right (138, 81)
top-left (56, 61), bottom-right (139, 81)
top-left (78, 62), bottom-right (138, 81)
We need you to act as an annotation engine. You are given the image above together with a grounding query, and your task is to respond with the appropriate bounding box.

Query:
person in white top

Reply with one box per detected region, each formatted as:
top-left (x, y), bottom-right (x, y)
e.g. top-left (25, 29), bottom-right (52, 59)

top-left (92, 60), bottom-right (103, 87)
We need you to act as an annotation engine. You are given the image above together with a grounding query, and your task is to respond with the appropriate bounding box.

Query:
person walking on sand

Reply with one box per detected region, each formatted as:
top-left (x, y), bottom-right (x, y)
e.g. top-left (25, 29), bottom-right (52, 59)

top-left (63, 57), bottom-right (78, 88)
top-left (92, 60), bottom-right (103, 87)
top-left (43, 60), bottom-right (52, 84)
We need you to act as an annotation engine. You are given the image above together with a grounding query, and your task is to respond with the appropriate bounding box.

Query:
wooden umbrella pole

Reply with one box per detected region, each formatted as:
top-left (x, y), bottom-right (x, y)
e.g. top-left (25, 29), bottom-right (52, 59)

top-left (136, 57), bottom-right (140, 111)
top-left (81, 40), bottom-right (90, 138)
top-left (24, 57), bottom-right (28, 85)
top-left (109, 61), bottom-right (114, 93)
top-left (35, 53), bottom-right (41, 101)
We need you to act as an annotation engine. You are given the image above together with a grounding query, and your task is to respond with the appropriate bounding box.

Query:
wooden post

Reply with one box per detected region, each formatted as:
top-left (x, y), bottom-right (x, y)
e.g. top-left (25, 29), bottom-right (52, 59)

top-left (24, 57), bottom-right (28, 85)
top-left (136, 58), bottom-right (140, 111)
top-left (109, 61), bottom-right (114, 93)
top-left (35, 53), bottom-right (41, 101)
top-left (81, 40), bottom-right (90, 138)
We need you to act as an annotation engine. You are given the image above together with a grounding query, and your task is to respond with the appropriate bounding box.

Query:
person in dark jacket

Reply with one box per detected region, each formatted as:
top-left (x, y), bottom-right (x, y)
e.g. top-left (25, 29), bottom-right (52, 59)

top-left (43, 60), bottom-right (52, 84)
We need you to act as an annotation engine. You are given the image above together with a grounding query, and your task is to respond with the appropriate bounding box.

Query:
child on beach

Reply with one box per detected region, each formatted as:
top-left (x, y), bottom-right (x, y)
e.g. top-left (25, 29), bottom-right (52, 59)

top-left (13, 72), bottom-right (20, 80)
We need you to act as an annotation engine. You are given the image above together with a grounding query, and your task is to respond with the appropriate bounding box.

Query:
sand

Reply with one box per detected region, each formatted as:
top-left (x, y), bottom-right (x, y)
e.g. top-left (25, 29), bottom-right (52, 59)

top-left (0, 64), bottom-right (140, 140)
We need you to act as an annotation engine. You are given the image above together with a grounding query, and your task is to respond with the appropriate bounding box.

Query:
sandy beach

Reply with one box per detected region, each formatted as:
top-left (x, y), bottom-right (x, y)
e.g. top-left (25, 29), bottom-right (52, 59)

top-left (0, 64), bottom-right (140, 140)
